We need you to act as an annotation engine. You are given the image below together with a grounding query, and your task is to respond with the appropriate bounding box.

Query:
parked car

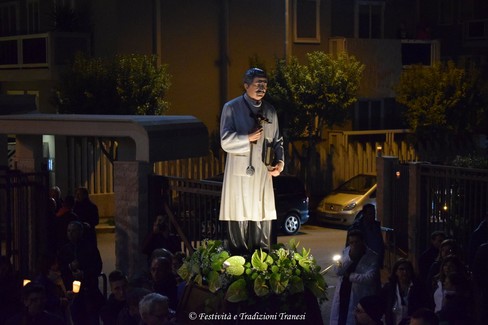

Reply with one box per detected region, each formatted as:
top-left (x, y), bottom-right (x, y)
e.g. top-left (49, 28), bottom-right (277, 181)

top-left (315, 174), bottom-right (377, 226)
top-left (206, 174), bottom-right (309, 235)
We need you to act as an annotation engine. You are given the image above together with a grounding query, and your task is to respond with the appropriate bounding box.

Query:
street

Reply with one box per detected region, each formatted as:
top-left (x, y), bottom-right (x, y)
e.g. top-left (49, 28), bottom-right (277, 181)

top-left (278, 224), bottom-right (347, 324)
top-left (97, 224), bottom-right (347, 324)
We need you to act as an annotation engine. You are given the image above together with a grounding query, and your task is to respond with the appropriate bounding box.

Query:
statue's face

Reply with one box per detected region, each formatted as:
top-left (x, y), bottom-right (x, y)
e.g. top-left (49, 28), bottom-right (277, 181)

top-left (244, 77), bottom-right (268, 101)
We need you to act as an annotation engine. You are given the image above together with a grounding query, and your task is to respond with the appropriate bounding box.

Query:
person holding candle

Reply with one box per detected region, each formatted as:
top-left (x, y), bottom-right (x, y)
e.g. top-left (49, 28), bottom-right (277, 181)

top-left (57, 221), bottom-right (105, 325)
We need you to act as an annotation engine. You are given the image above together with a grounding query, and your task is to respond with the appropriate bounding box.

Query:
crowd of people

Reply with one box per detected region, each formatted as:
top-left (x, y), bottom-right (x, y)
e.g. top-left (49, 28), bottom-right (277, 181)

top-left (1, 185), bottom-right (487, 325)
top-left (330, 204), bottom-right (488, 325)
top-left (0, 187), bottom-right (183, 325)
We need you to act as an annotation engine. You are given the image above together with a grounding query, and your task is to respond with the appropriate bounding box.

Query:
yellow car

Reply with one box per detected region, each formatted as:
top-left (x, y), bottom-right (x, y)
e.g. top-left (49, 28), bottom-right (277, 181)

top-left (316, 174), bottom-right (377, 226)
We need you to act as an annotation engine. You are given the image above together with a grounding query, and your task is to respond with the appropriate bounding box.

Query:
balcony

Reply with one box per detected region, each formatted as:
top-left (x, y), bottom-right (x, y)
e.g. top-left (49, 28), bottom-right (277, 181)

top-left (0, 32), bottom-right (90, 82)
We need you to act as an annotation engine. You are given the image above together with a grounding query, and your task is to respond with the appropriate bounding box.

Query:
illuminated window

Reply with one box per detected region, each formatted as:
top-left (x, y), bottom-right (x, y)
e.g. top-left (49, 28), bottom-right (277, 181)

top-left (294, 0), bottom-right (320, 43)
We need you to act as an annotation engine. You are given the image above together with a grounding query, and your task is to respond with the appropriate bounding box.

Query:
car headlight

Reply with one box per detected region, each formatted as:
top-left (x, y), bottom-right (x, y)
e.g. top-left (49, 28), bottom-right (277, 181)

top-left (343, 202), bottom-right (357, 211)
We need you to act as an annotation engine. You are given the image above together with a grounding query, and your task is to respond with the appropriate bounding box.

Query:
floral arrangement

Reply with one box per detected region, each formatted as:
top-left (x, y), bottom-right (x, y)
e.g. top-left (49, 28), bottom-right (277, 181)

top-left (177, 239), bottom-right (327, 306)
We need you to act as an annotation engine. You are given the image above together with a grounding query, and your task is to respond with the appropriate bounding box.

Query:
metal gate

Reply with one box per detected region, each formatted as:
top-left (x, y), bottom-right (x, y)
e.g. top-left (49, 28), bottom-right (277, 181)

top-left (382, 160), bottom-right (488, 265)
top-left (0, 168), bottom-right (49, 277)
top-left (416, 165), bottom-right (488, 261)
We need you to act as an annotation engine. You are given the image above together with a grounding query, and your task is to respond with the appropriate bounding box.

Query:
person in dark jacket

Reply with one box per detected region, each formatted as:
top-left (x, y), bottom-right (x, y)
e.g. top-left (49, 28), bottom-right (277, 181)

top-left (57, 221), bottom-right (105, 325)
top-left (53, 195), bottom-right (78, 252)
top-left (100, 270), bottom-right (128, 325)
top-left (436, 271), bottom-right (473, 325)
top-left (472, 242), bottom-right (488, 325)
top-left (73, 187), bottom-right (99, 228)
top-left (116, 287), bottom-right (151, 325)
top-left (355, 295), bottom-right (385, 325)
top-left (381, 259), bottom-right (432, 325)
top-left (409, 308), bottom-right (439, 325)
top-left (5, 282), bottom-right (65, 325)
top-left (467, 213), bottom-right (488, 269)
top-left (148, 256), bottom-right (177, 311)
top-left (425, 239), bottom-right (459, 288)
top-left (418, 230), bottom-right (446, 285)
top-left (0, 255), bottom-right (23, 324)
top-left (142, 215), bottom-right (181, 265)
top-left (348, 204), bottom-right (385, 267)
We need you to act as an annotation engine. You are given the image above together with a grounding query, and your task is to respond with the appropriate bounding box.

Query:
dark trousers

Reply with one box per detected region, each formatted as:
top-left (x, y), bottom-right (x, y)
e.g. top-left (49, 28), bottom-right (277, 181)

top-left (226, 220), bottom-right (271, 255)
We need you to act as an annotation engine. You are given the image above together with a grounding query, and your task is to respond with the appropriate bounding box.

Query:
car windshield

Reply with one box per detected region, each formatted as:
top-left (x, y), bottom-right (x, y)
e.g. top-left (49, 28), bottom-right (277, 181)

top-left (335, 174), bottom-right (376, 194)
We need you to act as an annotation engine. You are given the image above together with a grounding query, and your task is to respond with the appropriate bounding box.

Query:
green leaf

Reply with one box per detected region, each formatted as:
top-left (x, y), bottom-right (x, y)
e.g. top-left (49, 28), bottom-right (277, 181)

top-left (176, 262), bottom-right (191, 282)
top-left (254, 275), bottom-right (270, 297)
top-left (305, 274), bottom-right (327, 299)
top-left (251, 250), bottom-right (273, 271)
top-left (275, 247), bottom-right (289, 261)
top-left (194, 274), bottom-right (203, 287)
top-left (225, 279), bottom-right (249, 303)
top-left (211, 251), bottom-right (230, 271)
top-left (269, 273), bottom-right (288, 295)
top-left (288, 275), bottom-right (305, 295)
top-left (223, 256), bottom-right (246, 276)
top-left (207, 270), bottom-right (222, 293)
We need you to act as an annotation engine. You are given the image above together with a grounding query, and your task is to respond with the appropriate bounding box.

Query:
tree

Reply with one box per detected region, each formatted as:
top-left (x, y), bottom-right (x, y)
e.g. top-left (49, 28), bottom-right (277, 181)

top-left (394, 61), bottom-right (487, 141)
top-left (268, 51), bottom-right (364, 140)
top-left (53, 53), bottom-right (171, 115)
top-left (267, 51), bottom-right (364, 194)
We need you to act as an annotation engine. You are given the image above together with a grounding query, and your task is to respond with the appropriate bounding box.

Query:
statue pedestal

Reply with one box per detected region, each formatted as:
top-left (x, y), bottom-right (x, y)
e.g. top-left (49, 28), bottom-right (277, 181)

top-left (176, 283), bottom-right (323, 324)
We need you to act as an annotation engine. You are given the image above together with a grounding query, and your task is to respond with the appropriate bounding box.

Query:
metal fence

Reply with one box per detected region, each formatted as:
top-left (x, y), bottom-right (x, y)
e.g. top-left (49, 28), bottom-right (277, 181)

top-left (163, 176), bottom-right (225, 253)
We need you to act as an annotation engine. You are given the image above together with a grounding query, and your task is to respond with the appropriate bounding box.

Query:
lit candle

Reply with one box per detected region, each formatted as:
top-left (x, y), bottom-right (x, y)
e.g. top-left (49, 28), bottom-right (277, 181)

top-left (23, 279), bottom-right (31, 286)
top-left (333, 254), bottom-right (341, 263)
top-left (72, 280), bottom-right (81, 293)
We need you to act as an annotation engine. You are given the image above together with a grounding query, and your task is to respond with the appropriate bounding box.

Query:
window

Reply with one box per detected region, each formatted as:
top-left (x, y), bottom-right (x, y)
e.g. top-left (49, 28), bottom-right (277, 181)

top-left (465, 20), bottom-right (486, 40)
top-left (355, 1), bottom-right (384, 39)
top-left (353, 100), bottom-right (383, 130)
top-left (27, 0), bottom-right (40, 33)
top-left (294, 0), bottom-right (320, 43)
top-left (401, 40), bottom-right (439, 67)
top-left (438, 0), bottom-right (454, 26)
top-left (6, 90), bottom-right (39, 109)
top-left (0, 2), bottom-right (19, 36)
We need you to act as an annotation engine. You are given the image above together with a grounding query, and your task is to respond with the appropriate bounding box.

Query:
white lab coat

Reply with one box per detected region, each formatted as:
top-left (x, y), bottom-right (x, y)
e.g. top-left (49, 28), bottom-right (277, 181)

top-left (219, 94), bottom-right (284, 222)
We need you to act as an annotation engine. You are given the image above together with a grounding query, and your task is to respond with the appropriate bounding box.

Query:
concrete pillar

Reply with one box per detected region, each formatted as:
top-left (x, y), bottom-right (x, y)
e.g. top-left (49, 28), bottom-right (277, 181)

top-left (376, 156), bottom-right (398, 227)
top-left (114, 160), bottom-right (152, 280)
top-left (14, 135), bottom-right (43, 172)
top-left (408, 162), bottom-right (422, 266)
top-left (376, 156), bottom-right (399, 270)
